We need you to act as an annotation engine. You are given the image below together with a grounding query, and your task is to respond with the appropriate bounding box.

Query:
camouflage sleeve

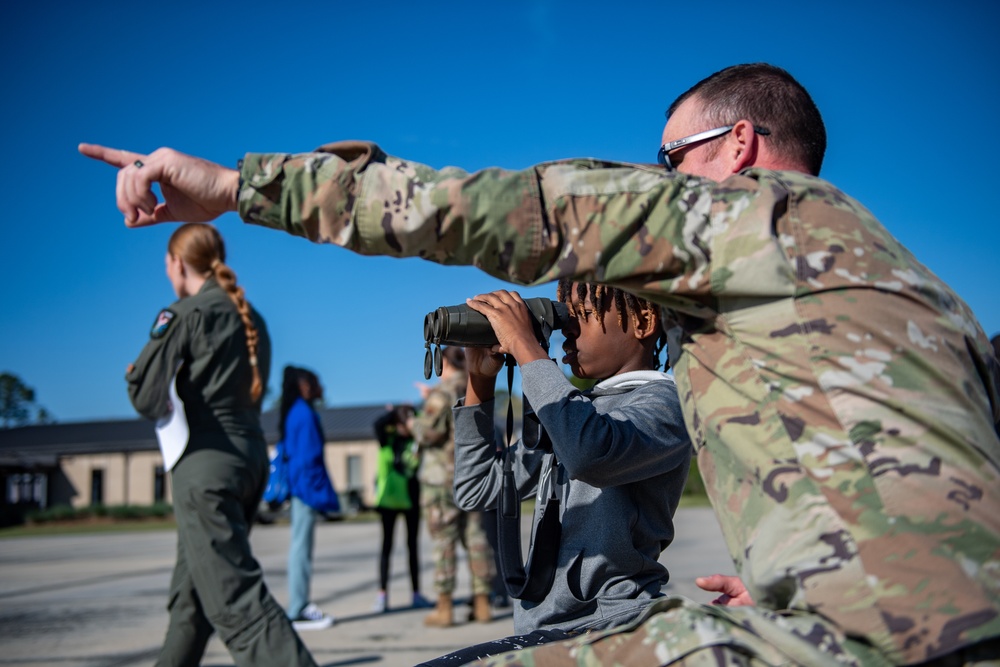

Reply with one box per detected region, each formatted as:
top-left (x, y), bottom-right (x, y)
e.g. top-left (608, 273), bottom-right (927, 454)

top-left (238, 142), bottom-right (723, 312)
top-left (412, 387), bottom-right (452, 448)
top-left (126, 307), bottom-right (192, 421)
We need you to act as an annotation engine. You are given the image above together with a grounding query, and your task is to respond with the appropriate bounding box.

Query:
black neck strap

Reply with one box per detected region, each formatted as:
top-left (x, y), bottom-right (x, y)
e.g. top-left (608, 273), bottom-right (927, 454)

top-left (496, 355), bottom-right (561, 603)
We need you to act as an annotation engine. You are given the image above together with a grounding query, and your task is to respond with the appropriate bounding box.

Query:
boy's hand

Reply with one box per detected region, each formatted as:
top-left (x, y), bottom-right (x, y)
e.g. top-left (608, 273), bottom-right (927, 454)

top-left (695, 574), bottom-right (755, 607)
top-left (466, 291), bottom-right (548, 367)
top-left (465, 346), bottom-right (506, 379)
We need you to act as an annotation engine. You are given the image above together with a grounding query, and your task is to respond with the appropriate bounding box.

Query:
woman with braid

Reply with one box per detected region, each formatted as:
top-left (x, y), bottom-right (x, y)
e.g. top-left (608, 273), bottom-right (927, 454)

top-left (127, 222), bottom-right (317, 667)
top-left (420, 280), bottom-right (691, 665)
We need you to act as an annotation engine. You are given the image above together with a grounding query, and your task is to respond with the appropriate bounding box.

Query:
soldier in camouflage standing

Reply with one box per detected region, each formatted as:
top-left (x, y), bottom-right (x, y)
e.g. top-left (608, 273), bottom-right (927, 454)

top-left (82, 61), bottom-right (1000, 666)
top-left (413, 346), bottom-right (494, 627)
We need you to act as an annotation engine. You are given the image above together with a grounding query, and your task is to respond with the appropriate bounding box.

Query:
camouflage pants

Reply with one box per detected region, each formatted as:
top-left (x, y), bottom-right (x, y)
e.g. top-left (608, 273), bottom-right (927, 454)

top-left (476, 596), bottom-right (886, 667)
top-left (422, 483), bottom-right (493, 596)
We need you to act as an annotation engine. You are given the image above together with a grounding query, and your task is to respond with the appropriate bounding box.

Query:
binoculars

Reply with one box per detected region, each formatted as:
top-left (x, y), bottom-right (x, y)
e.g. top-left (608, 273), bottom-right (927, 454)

top-left (422, 298), bottom-right (569, 378)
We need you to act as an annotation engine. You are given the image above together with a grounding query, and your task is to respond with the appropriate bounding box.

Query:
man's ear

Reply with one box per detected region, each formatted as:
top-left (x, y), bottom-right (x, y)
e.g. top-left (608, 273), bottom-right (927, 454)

top-left (633, 305), bottom-right (659, 341)
top-left (728, 119), bottom-right (758, 173)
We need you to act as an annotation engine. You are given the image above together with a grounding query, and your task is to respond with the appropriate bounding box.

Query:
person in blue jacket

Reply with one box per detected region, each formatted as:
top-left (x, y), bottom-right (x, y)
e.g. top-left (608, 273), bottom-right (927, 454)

top-left (279, 365), bottom-right (340, 630)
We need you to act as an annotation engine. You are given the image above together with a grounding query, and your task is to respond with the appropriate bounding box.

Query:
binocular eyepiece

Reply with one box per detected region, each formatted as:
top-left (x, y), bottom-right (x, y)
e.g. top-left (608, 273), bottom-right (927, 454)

top-left (423, 298), bottom-right (569, 378)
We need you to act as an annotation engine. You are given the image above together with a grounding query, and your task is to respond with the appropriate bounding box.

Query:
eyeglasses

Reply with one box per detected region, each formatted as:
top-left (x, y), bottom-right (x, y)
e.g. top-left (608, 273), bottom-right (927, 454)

top-left (657, 125), bottom-right (770, 170)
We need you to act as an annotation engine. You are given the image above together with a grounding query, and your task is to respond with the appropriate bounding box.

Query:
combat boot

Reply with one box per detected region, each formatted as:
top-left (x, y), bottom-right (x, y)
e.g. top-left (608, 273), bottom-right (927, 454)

top-left (423, 593), bottom-right (453, 627)
top-left (472, 593), bottom-right (492, 623)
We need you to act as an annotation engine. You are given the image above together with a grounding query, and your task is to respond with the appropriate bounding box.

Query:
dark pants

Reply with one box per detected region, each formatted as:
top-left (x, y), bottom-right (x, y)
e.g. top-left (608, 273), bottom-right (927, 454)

top-left (415, 629), bottom-right (575, 666)
top-left (377, 505), bottom-right (422, 592)
top-left (157, 437), bottom-right (316, 667)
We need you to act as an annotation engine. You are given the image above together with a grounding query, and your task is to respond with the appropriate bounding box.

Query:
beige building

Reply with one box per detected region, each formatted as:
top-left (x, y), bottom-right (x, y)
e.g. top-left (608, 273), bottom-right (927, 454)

top-left (0, 405), bottom-right (390, 526)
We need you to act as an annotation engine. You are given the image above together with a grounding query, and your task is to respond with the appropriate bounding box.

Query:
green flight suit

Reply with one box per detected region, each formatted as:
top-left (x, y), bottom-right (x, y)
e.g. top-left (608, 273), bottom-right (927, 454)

top-left (129, 278), bottom-right (316, 667)
top-left (235, 143), bottom-right (1000, 666)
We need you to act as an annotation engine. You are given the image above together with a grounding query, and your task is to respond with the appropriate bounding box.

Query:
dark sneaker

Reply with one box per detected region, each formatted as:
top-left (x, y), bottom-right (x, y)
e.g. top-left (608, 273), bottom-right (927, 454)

top-left (411, 592), bottom-right (434, 609)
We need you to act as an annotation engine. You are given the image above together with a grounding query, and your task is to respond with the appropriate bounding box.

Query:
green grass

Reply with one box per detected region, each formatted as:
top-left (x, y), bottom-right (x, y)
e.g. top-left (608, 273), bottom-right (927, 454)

top-left (25, 502), bottom-right (174, 524)
top-left (0, 517), bottom-right (177, 538)
top-left (677, 493), bottom-right (713, 508)
top-left (0, 502), bottom-right (176, 538)
top-left (1, 459), bottom-right (711, 538)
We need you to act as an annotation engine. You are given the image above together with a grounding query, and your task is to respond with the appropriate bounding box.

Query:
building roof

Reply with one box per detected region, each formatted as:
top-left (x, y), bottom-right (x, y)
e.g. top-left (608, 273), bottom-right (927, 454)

top-left (0, 404), bottom-right (390, 469)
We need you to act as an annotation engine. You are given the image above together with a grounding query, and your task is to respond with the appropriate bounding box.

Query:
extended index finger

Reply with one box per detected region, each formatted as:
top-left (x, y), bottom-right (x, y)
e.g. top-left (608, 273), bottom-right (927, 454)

top-left (694, 574), bottom-right (726, 592)
top-left (78, 143), bottom-right (145, 168)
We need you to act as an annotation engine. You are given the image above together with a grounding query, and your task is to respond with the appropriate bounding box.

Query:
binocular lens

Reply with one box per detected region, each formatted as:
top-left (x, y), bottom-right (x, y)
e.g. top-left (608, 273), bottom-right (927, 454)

top-left (423, 347), bottom-right (434, 380)
top-left (423, 313), bottom-right (435, 343)
top-left (433, 345), bottom-right (443, 377)
top-left (433, 308), bottom-right (444, 340)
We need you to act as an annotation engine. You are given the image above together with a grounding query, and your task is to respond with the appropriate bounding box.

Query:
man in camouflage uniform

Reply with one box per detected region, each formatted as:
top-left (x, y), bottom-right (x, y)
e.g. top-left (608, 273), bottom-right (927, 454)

top-left (414, 346), bottom-right (494, 627)
top-left (82, 62), bottom-right (1000, 666)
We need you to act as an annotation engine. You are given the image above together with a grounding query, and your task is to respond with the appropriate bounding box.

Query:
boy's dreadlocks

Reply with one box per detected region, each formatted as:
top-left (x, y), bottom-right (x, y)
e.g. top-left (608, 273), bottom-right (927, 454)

top-left (556, 279), bottom-right (669, 370)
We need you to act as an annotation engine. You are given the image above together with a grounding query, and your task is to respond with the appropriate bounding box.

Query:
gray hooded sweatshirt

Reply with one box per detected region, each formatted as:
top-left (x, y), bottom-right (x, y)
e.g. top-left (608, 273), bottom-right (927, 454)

top-left (453, 359), bottom-right (691, 634)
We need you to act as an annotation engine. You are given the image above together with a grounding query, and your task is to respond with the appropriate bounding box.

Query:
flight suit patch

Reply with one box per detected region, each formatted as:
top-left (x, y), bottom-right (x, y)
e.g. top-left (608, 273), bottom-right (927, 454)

top-left (151, 309), bottom-right (176, 339)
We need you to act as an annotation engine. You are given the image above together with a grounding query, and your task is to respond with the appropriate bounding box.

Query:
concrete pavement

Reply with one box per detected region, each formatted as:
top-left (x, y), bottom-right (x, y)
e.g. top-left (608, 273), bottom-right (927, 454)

top-left (0, 507), bottom-right (732, 667)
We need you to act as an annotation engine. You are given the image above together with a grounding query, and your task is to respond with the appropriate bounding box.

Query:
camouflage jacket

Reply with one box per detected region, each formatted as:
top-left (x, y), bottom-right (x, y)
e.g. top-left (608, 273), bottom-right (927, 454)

top-left (412, 371), bottom-right (466, 488)
top-left (239, 142), bottom-right (1000, 664)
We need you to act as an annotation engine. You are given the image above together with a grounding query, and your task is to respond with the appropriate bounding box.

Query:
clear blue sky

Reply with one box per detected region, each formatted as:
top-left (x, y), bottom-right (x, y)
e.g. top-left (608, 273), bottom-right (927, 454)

top-left (2, 1), bottom-right (998, 423)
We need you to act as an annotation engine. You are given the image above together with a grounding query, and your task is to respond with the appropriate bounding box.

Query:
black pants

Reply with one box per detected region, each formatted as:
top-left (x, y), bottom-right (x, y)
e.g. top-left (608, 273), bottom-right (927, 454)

top-left (415, 629), bottom-right (575, 666)
top-left (377, 505), bottom-right (421, 591)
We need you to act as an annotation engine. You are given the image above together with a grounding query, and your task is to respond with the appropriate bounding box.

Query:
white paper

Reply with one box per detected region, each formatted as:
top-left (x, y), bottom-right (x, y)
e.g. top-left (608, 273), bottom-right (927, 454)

top-left (155, 372), bottom-right (189, 471)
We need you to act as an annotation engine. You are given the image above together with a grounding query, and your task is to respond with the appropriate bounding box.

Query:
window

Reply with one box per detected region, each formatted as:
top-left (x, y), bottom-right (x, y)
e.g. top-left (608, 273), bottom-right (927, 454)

top-left (153, 466), bottom-right (166, 503)
top-left (6, 473), bottom-right (48, 508)
top-left (346, 455), bottom-right (364, 512)
top-left (90, 469), bottom-right (104, 506)
top-left (347, 455), bottom-right (362, 490)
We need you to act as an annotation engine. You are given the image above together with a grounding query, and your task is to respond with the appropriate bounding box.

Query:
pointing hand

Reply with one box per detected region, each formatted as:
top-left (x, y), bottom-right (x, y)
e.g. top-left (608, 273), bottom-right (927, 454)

top-left (78, 144), bottom-right (240, 227)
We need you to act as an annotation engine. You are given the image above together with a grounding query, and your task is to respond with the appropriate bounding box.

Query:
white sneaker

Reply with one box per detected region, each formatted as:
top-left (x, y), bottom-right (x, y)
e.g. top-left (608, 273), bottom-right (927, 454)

top-left (373, 591), bottom-right (387, 613)
top-left (292, 603), bottom-right (335, 631)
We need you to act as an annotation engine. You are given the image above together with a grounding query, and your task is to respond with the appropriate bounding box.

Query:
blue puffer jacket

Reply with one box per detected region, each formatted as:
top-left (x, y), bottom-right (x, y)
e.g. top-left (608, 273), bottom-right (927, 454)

top-left (284, 398), bottom-right (340, 513)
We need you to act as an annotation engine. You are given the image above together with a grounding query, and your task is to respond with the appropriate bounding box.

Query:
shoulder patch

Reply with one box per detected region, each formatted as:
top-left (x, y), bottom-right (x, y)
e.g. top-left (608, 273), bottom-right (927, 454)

top-left (150, 309), bottom-right (177, 339)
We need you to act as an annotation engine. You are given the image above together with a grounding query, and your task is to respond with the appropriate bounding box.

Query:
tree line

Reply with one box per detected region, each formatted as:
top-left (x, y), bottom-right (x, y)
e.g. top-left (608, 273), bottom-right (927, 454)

top-left (0, 372), bottom-right (54, 428)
